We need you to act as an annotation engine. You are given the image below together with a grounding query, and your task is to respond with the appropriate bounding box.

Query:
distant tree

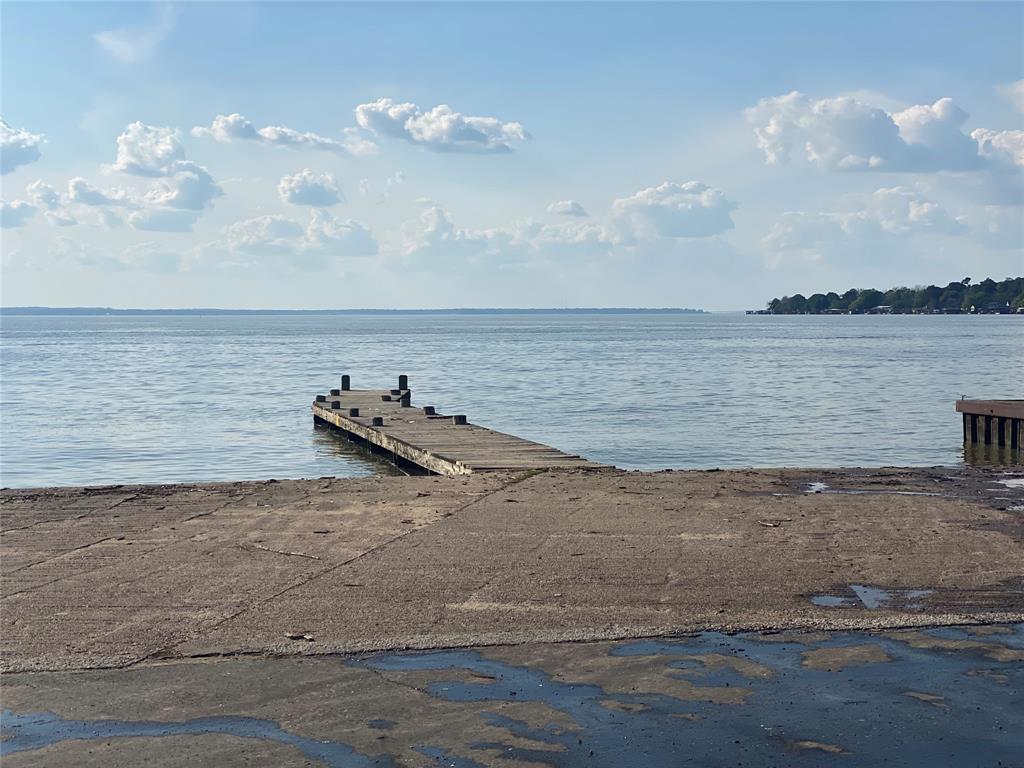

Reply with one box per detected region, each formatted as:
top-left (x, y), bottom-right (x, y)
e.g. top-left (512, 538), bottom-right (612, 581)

top-left (764, 276), bottom-right (1021, 314)
top-left (851, 289), bottom-right (885, 313)
top-left (806, 293), bottom-right (830, 313)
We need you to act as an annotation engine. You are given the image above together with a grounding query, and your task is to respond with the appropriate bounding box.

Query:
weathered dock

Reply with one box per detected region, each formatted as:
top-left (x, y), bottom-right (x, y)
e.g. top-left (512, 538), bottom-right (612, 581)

top-left (956, 398), bottom-right (1023, 451)
top-left (313, 375), bottom-right (607, 475)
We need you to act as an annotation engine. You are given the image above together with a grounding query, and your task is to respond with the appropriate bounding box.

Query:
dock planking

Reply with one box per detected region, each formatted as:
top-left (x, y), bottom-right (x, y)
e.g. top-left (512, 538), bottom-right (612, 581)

top-left (313, 376), bottom-right (608, 475)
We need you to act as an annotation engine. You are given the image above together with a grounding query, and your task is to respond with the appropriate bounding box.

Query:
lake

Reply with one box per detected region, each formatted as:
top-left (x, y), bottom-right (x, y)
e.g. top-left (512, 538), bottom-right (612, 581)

top-left (1, 313), bottom-right (1020, 488)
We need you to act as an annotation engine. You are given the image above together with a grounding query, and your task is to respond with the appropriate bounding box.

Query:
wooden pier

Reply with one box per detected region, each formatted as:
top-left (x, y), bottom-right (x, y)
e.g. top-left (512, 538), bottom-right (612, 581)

top-left (956, 399), bottom-right (1023, 452)
top-left (313, 375), bottom-right (608, 475)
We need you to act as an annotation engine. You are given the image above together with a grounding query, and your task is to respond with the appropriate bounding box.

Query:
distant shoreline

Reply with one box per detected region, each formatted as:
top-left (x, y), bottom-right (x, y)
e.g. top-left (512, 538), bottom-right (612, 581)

top-left (0, 307), bottom-right (706, 316)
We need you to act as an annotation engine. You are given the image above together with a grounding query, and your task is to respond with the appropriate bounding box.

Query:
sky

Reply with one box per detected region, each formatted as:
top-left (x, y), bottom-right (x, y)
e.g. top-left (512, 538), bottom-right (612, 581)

top-left (1, 1), bottom-right (1022, 310)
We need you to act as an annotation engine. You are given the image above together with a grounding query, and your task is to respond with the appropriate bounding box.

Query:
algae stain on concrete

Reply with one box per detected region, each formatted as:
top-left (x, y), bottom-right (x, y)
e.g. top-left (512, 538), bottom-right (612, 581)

top-left (801, 643), bottom-right (893, 671)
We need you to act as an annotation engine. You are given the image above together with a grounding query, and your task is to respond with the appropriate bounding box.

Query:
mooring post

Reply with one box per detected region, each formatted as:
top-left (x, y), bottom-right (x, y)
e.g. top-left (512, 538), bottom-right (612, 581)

top-left (316, 395), bottom-right (326, 403)
top-left (398, 374), bottom-right (408, 390)
top-left (331, 400), bottom-right (341, 409)
top-left (423, 406), bottom-right (435, 415)
top-left (381, 395), bottom-right (392, 401)
top-left (348, 408), bottom-right (360, 417)
top-left (371, 416), bottom-right (384, 426)
top-left (400, 391), bottom-right (411, 407)
top-left (341, 375), bottom-right (351, 391)
top-left (453, 415), bottom-right (467, 425)
top-left (330, 388), bottom-right (340, 396)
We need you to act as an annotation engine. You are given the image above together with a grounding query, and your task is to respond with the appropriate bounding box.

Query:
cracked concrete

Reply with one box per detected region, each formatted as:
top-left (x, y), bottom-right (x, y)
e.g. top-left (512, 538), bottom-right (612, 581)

top-left (2, 465), bottom-right (1022, 673)
top-left (2, 465), bottom-right (1023, 765)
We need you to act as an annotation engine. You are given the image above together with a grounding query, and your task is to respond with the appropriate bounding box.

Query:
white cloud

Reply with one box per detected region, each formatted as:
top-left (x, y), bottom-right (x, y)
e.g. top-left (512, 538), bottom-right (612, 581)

top-left (747, 92), bottom-right (1003, 172)
top-left (191, 114), bottom-right (377, 156)
top-left (612, 181), bottom-right (737, 238)
top-left (26, 180), bottom-right (60, 210)
top-left (199, 211), bottom-right (378, 270)
top-left (277, 169), bottom-right (343, 207)
top-left (142, 162), bottom-right (223, 210)
top-left (401, 204), bottom-right (624, 266)
top-left (401, 205), bottom-right (510, 261)
top-left (355, 98), bottom-right (529, 153)
top-left (94, 5), bottom-right (175, 63)
top-left (68, 177), bottom-right (136, 207)
top-left (46, 210), bottom-right (78, 227)
top-left (971, 129), bottom-right (1024, 167)
top-left (0, 200), bottom-right (36, 228)
top-left (547, 200), bottom-right (589, 217)
top-left (90, 122), bottom-right (221, 230)
top-left (996, 80), bottom-right (1024, 113)
top-left (762, 186), bottom-right (968, 261)
top-left (111, 122), bottom-right (186, 176)
top-left (1, 119), bottom-right (44, 175)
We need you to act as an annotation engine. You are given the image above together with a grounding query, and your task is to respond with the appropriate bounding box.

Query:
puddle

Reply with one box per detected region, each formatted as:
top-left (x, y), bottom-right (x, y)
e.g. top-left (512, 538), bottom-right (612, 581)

top-left (0, 710), bottom-right (391, 766)
top-left (811, 585), bottom-right (934, 611)
top-left (806, 482), bottom-right (829, 493)
top-left (995, 477), bottom-right (1024, 489)
top-left (4, 626), bottom-right (1023, 767)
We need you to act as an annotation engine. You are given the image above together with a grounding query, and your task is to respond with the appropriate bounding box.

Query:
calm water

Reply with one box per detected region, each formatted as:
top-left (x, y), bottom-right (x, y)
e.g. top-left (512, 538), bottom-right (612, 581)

top-left (1, 313), bottom-right (1020, 488)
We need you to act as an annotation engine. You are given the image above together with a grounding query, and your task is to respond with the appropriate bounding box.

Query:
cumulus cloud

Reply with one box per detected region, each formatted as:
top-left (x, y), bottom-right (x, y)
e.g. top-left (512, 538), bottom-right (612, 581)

top-left (94, 4), bottom-right (176, 63)
top-left (1, 200), bottom-right (36, 228)
top-left (401, 205), bottom-right (509, 261)
top-left (98, 122), bottom-right (222, 230)
top-left (356, 98), bottom-right (529, 154)
top-left (199, 211), bottom-right (378, 270)
top-left (996, 80), bottom-right (1024, 113)
top-left (1, 119), bottom-right (44, 175)
top-left (111, 122), bottom-right (186, 176)
top-left (401, 204), bottom-right (624, 266)
top-left (142, 162), bottom-right (223, 210)
top-left (277, 169), bottom-right (343, 207)
top-left (746, 92), bottom-right (1018, 172)
top-left (68, 177), bottom-right (136, 207)
top-left (190, 114), bottom-right (377, 156)
top-left (612, 181), bottom-right (737, 238)
top-left (547, 200), bottom-right (589, 217)
top-left (972, 129), bottom-right (1024, 167)
top-left (25, 180), bottom-right (60, 210)
top-left (762, 187), bottom-right (967, 260)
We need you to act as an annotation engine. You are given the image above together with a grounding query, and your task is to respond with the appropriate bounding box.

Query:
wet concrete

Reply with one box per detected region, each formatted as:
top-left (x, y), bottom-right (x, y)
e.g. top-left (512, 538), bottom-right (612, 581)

top-left (2, 625), bottom-right (1021, 767)
top-left (2, 465), bottom-right (1022, 765)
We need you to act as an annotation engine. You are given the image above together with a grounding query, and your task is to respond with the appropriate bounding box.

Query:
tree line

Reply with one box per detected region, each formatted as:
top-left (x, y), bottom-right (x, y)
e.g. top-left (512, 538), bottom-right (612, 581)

top-left (764, 277), bottom-right (1024, 314)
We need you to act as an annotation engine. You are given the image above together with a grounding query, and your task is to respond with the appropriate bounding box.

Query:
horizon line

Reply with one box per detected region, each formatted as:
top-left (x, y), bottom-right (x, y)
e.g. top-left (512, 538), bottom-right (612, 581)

top-left (1, 306), bottom-right (714, 315)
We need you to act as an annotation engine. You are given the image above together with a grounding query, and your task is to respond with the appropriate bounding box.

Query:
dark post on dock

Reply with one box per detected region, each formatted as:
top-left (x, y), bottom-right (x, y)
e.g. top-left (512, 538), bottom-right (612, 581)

top-left (956, 399), bottom-right (1023, 452)
top-left (312, 375), bottom-right (608, 476)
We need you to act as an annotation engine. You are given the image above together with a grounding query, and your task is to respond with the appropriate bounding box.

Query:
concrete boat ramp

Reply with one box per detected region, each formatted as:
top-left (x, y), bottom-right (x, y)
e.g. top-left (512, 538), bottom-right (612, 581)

top-left (2, 465), bottom-right (1023, 766)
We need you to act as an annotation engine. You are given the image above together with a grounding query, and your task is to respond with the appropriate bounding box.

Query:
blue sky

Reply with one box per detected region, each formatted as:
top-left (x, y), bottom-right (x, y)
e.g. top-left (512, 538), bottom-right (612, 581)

top-left (2, 1), bottom-right (1022, 309)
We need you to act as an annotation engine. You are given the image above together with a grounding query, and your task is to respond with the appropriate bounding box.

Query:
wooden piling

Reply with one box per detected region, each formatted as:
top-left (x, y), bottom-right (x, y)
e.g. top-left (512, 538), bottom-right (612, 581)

top-left (955, 400), bottom-right (1024, 455)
